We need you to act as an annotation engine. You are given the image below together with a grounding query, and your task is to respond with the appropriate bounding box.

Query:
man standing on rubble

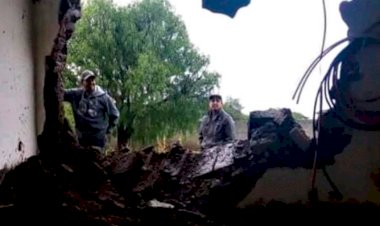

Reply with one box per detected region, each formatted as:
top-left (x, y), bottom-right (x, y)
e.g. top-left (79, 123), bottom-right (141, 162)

top-left (199, 94), bottom-right (236, 149)
top-left (64, 70), bottom-right (119, 150)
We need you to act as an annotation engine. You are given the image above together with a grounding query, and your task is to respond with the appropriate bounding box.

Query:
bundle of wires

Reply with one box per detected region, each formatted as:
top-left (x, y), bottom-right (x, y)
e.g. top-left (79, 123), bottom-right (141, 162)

top-left (292, 0), bottom-right (380, 202)
top-left (294, 37), bottom-right (380, 141)
top-left (296, 36), bottom-right (380, 203)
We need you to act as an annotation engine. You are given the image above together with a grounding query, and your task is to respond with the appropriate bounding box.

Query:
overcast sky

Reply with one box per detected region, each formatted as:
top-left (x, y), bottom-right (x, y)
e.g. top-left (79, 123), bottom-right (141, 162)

top-left (112, 0), bottom-right (348, 117)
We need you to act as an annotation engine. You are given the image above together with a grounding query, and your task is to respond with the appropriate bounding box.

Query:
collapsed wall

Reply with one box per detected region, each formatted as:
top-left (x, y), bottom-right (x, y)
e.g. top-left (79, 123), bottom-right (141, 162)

top-left (1, 1), bottom-right (380, 225)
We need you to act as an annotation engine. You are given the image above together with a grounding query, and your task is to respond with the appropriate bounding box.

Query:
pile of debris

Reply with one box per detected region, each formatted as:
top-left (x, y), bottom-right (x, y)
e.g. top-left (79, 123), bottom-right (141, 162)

top-left (0, 108), bottom-right (324, 225)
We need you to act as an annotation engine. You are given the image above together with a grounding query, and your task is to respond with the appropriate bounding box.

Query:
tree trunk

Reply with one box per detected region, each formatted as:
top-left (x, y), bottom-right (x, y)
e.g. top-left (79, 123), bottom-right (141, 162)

top-left (117, 123), bottom-right (134, 151)
top-left (117, 100), bottom-right (135, 151)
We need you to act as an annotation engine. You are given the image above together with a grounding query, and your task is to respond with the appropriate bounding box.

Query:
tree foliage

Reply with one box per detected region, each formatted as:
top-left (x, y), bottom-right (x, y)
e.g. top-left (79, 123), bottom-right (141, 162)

top-left (292, 112), bottom-right (309, 121)
top-left (64, 0), bottom-right (220, 145)
top-left (223, 97), bottom-right (248, 121)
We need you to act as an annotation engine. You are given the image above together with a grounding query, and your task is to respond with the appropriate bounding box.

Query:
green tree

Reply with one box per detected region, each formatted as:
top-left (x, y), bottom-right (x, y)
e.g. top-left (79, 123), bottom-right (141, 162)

top-left (292, 112), bottom-right (309, 121)
top-left (65, 0), bottom-right (219, 147)
top-left (223, 97), bottom-right (248, 121)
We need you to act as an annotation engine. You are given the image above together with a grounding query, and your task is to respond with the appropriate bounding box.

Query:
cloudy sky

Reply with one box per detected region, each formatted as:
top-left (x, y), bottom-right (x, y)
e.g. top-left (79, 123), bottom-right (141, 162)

top-left (112, 0), bottom-right (348, 117)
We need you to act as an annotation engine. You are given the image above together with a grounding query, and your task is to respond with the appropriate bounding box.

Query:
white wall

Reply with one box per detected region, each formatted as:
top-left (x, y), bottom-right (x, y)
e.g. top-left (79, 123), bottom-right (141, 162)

top-left (0, 0), bottom-right (59, 169)
top-left (239, 130), bottom-right (380, 206)
top-left (0, 0), bottom-right (35, 169)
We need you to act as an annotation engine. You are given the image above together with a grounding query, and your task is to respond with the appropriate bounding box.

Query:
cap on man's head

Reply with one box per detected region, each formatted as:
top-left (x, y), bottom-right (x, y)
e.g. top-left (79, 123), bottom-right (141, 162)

top-left (209, 94), bottom-right (222, 101)
top-left (81, 70), bottom-right (96, 82)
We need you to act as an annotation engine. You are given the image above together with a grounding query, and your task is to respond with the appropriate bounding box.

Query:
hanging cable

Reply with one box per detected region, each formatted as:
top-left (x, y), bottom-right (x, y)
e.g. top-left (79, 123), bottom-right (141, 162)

top-left (308, 0), bottom-right (329, 202)
top-left (293, 0), bottom-right (380, 204)
top-left (295, 0), bottom-right (351, 204)
top-left (301, 37), bottom-right (380, 204)
top-left (325, 38), bottom-right (380, 131)
top-left (292, 38), bottom-right (348, 104)
top-left (321, 0), bottom-right (327, 54)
